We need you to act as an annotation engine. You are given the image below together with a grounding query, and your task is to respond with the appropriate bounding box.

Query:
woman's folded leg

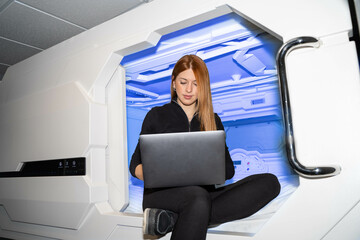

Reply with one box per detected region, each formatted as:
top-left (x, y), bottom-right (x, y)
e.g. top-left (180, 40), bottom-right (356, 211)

top-left (143, 185), bottom-right (212, 240)
top-left (209, 173), bottom-right (281, 225)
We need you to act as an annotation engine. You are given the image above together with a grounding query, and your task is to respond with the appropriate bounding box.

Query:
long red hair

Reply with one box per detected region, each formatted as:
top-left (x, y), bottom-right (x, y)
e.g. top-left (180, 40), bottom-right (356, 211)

top-left (171, 55), bottom-right (216, 131)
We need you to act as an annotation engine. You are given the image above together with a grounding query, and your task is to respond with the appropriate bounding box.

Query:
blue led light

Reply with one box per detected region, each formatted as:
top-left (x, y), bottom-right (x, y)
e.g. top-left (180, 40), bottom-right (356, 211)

top-left (122, 13), bottom-right (297, 213)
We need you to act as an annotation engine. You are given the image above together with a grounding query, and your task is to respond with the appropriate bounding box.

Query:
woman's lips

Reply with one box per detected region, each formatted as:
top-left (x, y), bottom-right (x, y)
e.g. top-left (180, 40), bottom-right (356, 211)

top-left (183, 95), bottom-right (192, 100)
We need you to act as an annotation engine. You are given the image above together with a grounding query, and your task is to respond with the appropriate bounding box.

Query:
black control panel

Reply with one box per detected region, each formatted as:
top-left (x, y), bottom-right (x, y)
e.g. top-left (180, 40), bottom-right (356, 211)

top-left (0, 157), bottom-right (85, 178)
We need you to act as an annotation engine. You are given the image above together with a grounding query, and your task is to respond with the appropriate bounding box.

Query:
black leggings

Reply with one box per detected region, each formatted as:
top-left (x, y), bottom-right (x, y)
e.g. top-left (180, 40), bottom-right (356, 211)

top-left (143, 173), bottom-right (281, 240)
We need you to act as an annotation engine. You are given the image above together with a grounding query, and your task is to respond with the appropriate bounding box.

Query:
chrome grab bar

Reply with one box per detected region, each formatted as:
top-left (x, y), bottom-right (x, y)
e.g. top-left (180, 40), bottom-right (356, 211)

top-left (276, 36), bottom-right (341, 178)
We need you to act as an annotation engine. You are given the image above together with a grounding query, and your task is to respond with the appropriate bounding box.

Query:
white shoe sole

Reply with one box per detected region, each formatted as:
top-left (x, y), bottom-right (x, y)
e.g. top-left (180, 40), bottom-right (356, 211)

top-left (143, 208), bottom-right (151, 235)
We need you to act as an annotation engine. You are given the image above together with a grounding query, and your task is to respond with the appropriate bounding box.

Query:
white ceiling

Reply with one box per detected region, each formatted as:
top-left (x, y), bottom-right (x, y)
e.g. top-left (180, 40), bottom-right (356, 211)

top-left (0, 0), bottom-right (150, 81)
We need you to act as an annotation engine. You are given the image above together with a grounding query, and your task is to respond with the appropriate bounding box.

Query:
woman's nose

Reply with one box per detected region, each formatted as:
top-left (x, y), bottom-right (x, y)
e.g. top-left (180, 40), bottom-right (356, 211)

top-left (186, 83), bottom-right (192, 92)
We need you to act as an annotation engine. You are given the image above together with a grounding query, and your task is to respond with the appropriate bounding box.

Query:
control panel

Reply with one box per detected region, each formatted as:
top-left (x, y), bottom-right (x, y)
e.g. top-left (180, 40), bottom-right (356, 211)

top-left (0, 157), bottom-right (85, 177)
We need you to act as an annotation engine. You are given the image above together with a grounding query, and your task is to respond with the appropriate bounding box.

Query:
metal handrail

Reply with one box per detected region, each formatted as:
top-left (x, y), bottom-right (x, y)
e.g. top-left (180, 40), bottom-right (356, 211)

top-left (276, 36), bottom-right (341, 178)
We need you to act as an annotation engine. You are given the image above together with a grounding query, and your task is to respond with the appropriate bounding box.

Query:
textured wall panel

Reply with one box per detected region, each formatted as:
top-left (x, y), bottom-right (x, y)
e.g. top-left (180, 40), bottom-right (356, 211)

top-left (0, 38), bottom-right (40, 65)
top-left (0, 2), bottom-right (84, 49)
top-left (18, 0), bottom-right (144, 28)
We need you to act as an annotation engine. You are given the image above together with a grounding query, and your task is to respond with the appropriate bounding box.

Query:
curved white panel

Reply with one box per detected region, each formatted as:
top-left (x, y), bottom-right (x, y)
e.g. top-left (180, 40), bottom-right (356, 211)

top-left (0, 176), bottom-right (91, 229)
top-left (0, 82), bottom-right (89, 171)
top-left (106, 66), bottom-right (129, 211)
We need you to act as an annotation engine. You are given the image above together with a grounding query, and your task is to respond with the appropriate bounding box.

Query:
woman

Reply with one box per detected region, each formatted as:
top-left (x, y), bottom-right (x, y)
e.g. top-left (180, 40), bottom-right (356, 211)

top-left (129, 54), bottom-right (281, 240)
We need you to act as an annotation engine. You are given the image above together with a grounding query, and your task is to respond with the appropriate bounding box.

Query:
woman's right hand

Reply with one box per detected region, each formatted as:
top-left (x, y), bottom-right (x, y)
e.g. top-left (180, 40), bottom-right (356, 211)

top-left (135, 164), bottom-right (144, 181)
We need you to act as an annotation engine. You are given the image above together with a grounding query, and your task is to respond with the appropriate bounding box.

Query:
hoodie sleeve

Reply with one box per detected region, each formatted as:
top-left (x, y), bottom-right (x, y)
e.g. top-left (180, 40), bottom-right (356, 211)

top-left (215, 113), bottom-right (235, 180)
top-left (129, 108), bottom-right (157, 178)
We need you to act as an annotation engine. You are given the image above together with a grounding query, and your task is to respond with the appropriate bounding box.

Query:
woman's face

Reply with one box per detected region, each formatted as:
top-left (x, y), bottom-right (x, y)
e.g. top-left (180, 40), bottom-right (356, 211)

top-left (173, 68), bottom-right (198, 108)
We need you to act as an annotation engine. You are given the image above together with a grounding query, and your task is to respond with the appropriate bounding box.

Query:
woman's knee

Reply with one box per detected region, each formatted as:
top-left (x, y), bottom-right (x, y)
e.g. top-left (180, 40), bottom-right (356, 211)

top-left (180, 186), bottom-right (211, 213)
top-left (260, 173), bottom-right (281, 198)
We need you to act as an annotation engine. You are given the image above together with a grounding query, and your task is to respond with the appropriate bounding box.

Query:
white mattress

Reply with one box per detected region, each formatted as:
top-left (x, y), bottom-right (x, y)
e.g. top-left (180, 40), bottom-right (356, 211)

top-left (126, 175), bottom-right (299, 236)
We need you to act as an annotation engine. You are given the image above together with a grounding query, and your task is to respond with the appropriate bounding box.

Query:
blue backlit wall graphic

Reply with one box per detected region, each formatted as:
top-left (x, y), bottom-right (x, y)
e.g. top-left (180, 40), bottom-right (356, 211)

top-left (121, 13), bottom-right (298, 213)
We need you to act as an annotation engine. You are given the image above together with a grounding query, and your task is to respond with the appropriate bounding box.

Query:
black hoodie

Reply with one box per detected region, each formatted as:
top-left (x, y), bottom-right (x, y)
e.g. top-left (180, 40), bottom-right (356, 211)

top-left (129, 100), bottom-right (235, 183)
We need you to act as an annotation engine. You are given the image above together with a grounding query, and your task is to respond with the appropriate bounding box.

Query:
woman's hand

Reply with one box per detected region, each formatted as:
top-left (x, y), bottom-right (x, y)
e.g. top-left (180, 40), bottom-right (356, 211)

top-left (135, 164), bottom-right (144, 181)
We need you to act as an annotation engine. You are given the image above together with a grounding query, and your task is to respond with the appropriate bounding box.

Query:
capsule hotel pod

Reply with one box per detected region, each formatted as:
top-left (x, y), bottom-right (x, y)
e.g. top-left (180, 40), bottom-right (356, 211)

top-left (0, 0), bottom-right (360, 239)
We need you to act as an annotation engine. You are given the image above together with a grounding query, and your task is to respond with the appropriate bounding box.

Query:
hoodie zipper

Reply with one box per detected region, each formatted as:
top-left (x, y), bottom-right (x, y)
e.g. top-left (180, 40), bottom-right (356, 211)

top-left (172, 100), bottom-right (198, 132)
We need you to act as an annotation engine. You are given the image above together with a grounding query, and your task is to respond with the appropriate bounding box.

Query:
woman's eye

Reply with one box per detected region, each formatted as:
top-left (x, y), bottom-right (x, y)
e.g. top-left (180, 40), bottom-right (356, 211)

top-left (193, 82), bottom-right (197, 86)
top-left (180, 82), bottom-right (186, 85)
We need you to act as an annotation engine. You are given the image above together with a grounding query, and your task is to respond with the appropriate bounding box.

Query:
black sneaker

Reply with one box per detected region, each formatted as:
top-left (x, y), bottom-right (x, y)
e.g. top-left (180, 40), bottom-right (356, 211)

top-left (143, 208), bottom-right (177, 236)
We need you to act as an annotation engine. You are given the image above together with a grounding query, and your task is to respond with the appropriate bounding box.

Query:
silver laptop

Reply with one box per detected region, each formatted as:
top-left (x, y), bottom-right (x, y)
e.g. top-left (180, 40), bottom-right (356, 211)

top-left (140, 130), bottom-right (226, 188)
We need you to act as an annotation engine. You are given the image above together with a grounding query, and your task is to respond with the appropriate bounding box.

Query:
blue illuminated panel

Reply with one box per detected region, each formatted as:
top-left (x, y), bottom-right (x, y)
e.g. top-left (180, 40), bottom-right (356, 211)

top-left (122, 13), bottom-right (298, 214)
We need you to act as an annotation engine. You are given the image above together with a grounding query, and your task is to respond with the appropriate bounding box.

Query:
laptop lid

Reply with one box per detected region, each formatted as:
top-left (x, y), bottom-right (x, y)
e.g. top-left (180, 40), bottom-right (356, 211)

top-left (140, 130), bottom-right (226, 188)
